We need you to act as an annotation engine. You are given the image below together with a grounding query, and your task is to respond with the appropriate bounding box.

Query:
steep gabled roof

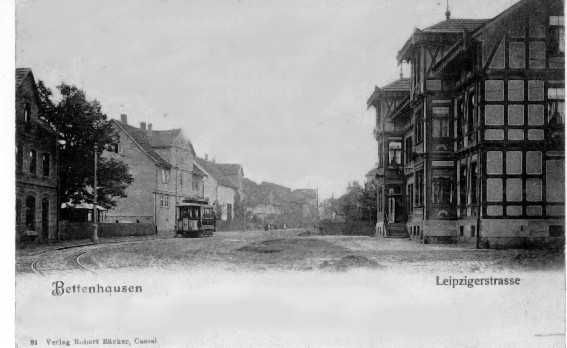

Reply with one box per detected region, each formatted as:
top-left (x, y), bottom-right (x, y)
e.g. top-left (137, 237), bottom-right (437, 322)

top-left (112, 120), bottom-right (171, 167)
top-left (194, 157), bottom-right (238, 189)
top-left (217, 163), bottom-right (242, 176)
top-left (16, 68), bottom-right (32, 89)
top-left (423, 19), bottom-right (490, 33)
top-left (16, 68), bottom-right (41, 103)
top-left (192, 164), bottom-right (207, 177)
top-left (148, 129), bottom-right (181, 147)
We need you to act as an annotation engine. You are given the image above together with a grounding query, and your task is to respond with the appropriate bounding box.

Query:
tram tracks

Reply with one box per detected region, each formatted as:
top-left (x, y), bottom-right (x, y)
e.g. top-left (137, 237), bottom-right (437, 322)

top-left (30, 238), bottom-right (172, 276)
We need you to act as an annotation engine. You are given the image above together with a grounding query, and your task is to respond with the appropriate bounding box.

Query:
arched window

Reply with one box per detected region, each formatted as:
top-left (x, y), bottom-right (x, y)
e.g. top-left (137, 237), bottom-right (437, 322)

top-left (25, 196), bottom-right (36, 231)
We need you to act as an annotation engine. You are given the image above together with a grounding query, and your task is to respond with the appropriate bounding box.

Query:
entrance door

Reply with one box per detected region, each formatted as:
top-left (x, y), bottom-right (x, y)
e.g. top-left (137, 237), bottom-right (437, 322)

top-left (42, 197), bottom-right (49, 240)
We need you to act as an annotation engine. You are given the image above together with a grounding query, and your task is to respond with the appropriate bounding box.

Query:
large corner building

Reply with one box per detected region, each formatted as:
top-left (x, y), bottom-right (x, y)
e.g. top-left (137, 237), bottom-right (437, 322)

top-left (368, 0), bottom-right (564, 248)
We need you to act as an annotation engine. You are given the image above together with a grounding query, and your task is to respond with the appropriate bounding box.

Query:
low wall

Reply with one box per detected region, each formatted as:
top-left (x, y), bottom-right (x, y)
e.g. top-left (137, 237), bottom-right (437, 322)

top-left (59, 221), bottom-right (157, 240)
top-left (319, 221), bottom-right (375, 236)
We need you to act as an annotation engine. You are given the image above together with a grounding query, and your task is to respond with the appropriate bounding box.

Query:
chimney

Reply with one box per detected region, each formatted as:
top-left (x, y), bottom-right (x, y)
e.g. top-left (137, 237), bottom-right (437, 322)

top-left (205, 154), bottom-right (208, 161)
top-left (140, 122), bottom-right (146, 131)
top-left (148, 123), bottom-right (153, 136)
top-left (120, 114), bottom-right (128, 124)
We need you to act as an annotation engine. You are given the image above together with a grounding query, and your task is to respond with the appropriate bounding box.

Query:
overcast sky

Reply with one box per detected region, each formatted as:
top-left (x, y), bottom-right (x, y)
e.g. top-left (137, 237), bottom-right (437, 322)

top-left (16, 0), bottom-right (518, 199)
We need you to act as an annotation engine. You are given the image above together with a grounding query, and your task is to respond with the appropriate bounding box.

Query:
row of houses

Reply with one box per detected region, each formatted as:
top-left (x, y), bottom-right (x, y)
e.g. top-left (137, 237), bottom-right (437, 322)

top-left (15, 67), bottom-right (244, 240)
top-left (366, 0), bottom-right (564, 248)
top-left (242, 179), bottom-right (318, 228)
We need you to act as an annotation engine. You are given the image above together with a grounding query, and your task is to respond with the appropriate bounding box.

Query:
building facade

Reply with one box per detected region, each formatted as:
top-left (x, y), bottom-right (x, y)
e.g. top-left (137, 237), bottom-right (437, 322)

top-left (194, 156), bottom-right (239, 221)
top-left (369, 0), bottom-right (564, 247)
top-left (102, 115), bottom-right (205, 232)
top-left (16, 68), bottom-right (59, 242)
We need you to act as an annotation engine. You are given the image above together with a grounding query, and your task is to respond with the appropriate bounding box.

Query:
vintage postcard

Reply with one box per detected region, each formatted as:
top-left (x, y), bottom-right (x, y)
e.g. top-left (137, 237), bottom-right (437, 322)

top-left (11, 0), bottom-right (566, 347)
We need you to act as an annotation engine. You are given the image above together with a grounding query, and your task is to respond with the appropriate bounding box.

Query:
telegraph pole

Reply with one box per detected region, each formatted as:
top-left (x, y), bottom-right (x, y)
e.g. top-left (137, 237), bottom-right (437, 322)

top-left (92, 144), bottom-right (99, 243)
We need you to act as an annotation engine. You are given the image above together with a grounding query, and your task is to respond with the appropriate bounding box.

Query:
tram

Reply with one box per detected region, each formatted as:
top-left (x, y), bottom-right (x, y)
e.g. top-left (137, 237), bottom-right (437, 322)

top-left (175, 199), bottom-right (216, 238)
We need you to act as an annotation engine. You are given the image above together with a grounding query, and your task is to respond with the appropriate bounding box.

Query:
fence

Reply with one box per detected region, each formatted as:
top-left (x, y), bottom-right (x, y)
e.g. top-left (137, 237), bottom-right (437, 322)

top-left (58, 221), bottom-right (157, 240)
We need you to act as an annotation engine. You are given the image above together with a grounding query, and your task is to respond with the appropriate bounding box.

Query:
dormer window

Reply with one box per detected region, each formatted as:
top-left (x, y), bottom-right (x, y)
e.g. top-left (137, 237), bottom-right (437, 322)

top-left (549, 16), bottom-right (565, 55)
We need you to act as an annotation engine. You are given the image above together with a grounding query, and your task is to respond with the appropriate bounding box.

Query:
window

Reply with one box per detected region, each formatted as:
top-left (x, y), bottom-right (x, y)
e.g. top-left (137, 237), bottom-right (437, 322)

top-left (415, 109), bottom-right (424, 144)
top-left (388, 142), bottom-right (402, 165)
top-left (16, 144), bottom-right (23, 172)
top-left (486, 151), bottom-right (503, 174)
top-left (457, 99), bottom-right (465, 138)
top-left (460, 165), bottom-right (468, 205)
top-left (528, 80), bottom-right (544, 101)
top-left (486, 179), bottom-right (503, 202)
top-left (508, 105), bottom-right (524, 125)
top-left (508, 80), bottom-right (524, 101)
top-left (377, 141), bottom-right (383, 168)
top-left (507, 178), bottom-right (523, 202)
top-left (432, 107), bottom-right (450, 138)
top-left (161, 169), bottom-right (170, 184)
top-left (29, 149), bottom-right (36, 174)
top-left (431, 176), bottom-right (453, 204)
top-left (165, 195), bottom-right (170, 208)
top-left (546, 160), bottom-right (565, 203)
top-left (526, 151), bottom-right (542, 174)
top-left (529, 42), bottom-right (546, 68)
top-left (528, 105), bottom-right (544, 125)
top-left (405, 137), bottom-right (413, 164)
top-left (192, 180), bottom-right (199, 190)
top-left (25, 196), bottom-right (35, 231)
top-left (509, 42), bottom-right (525, 68)
top-left (506, 151), bottom-right (522, 174)
top-left (467, 92), bottom-right (476, 131)
top-left (485, 105), bottom-right (504, 125)
top-left (24, 103), bottom-right (31, 124)
top-left (549, 16), bottom-right (565, 55)
top-left (415, 170), bottom-right (424, 206)
top-left (42, 154), bottom-right (50, 177)
top-left (526, 179), bottom-right (542, 202)
top-left (179, 172), bottom-right (183, 186)
top-left (548, 87), bottom-right (565, 125)
top-left (160, 194), bottom-right (165, 207)
top-left (471, 162), bottom-right (478, 204)
top-left (485, 80), bottom-right (504, 101)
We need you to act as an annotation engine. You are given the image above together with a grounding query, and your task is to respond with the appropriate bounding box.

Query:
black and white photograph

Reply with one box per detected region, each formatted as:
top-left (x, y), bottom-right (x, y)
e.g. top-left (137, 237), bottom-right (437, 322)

top-left (7, 0), bottom-right (566, 346)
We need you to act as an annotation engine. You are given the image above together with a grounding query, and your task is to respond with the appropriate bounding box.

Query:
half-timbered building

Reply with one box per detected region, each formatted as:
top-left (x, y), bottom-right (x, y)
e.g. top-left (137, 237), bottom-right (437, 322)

top-left (369, 0), bottom-right (564, 248)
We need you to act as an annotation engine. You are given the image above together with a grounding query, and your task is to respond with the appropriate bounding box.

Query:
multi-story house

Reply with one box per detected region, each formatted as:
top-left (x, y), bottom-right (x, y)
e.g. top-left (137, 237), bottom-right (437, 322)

top-left (103, 115), bottom-right (206, 232)
top-left (194, 156), bottom-right (239, 221)
top-left (369, 0), bottom-right (564, 247)
top-left (16, 68), bottom-right (59, 242)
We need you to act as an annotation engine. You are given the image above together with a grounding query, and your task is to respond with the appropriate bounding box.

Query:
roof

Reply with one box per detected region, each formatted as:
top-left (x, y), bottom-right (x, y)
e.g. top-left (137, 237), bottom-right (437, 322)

top-left (194, 157), bottom-right (239, 189)
top-left (16, 68), bottom-right (32, 89)
top-left (192, 164), bottom-right (206, 177)
top-left (112, 120), bottom-right (171, 167)
top-left (217, 163), bottom-right (242, 176)
top-left (381, 78), bottom-right (411, 92)
top-left (148, 129), bottom-right (181, 147)
top-left (367, 78), bottom-right (410, 107)
top-left (422, 19), bottom-right (491, 33)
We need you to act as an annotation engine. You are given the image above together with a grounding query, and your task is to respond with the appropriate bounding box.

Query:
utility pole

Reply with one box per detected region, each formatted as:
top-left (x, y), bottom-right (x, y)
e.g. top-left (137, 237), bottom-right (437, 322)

top-left (92, 144), bottom-right (99, 243)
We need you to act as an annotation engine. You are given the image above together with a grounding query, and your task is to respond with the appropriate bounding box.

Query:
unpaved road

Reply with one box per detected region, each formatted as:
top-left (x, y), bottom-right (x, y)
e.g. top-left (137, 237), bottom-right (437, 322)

top-left (17, 228), bottom-right (564, 275)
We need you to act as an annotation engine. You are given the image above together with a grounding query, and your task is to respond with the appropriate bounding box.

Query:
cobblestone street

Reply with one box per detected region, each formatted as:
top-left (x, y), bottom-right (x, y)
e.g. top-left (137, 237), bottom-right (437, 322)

top-left (17, 228), bottom-right (564, 276)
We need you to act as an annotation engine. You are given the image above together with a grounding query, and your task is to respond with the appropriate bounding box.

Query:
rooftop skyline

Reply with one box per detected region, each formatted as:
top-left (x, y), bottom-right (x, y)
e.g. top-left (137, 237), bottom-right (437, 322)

top-left (15, 0), bottom-right (519, 199)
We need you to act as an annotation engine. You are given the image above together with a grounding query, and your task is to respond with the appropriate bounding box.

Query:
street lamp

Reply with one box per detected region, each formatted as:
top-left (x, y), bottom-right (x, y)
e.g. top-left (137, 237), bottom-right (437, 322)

top-left (92, 144), bottom-right (99, 243)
